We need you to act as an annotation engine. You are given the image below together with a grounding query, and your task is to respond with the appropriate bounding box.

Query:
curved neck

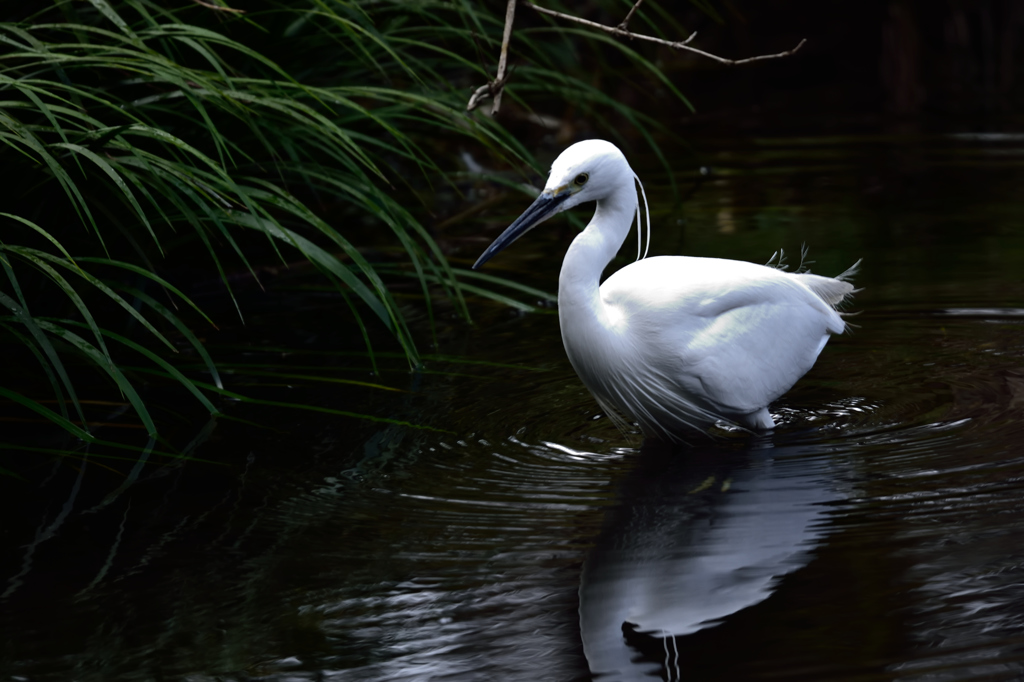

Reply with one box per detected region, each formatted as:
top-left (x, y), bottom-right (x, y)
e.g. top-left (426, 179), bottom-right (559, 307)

top-left (558, 179), bottom-right (638, 307)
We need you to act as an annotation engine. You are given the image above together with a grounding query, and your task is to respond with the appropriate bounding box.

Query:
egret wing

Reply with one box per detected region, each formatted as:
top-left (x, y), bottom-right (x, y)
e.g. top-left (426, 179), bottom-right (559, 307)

top-left (601, 256), bottom-right (845, 416)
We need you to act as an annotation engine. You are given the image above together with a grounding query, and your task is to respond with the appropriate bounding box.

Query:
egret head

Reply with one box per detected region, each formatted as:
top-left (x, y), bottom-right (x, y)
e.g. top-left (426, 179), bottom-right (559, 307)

top-left (472, 140), bottom-right (634, 270)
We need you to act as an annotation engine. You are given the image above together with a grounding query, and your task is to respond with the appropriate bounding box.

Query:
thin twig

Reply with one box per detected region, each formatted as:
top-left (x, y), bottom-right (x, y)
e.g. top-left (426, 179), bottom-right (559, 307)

top-left (190, 0), bottom-right (245, 13)
top-left (466, 68), bottom-right (514, 112)
top-left (467, 83), bottom-right (490, 112)
top-left (492, 0), bottom-right (517, 114)
top-left (617, 0), bottom-right (645, 32)
top-left (465, 1), bottom-right (805, 112)
top-left (525, 2), bottom-right (806, 65)
top-left (467, 0), bottom-right (518, 113)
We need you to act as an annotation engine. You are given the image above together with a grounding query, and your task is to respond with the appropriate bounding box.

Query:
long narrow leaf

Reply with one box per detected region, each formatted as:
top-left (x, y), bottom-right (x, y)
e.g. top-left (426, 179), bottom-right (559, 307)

top-left (0, 386), bottom-right (92, 441)
top-left (33, 320), bottom-right (158, 437)
top-left (0, 267), bottom-right (88, 430)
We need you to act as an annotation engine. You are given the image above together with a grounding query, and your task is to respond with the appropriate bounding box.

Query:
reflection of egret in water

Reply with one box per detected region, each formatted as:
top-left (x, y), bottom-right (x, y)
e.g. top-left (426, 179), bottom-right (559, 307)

top-left (579, 441), bottom-right (841, 680)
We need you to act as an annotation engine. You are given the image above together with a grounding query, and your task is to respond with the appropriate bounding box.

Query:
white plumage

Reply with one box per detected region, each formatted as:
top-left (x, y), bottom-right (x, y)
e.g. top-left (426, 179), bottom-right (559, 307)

top-left (473, 140), bottom-right (858, 441)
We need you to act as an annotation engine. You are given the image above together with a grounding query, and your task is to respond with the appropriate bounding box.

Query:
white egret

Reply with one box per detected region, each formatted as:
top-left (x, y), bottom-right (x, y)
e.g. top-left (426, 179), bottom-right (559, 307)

top-left (473, 140), bottom-right (858, 441)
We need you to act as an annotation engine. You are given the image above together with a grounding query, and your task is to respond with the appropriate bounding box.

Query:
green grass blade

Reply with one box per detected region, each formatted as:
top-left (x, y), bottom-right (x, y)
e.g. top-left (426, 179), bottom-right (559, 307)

top-left (0, 265), bottom-right (88, 430)
top-left (33, 319), bottom-right (158, 437)
top-left (0, 386), bottom-right (92, 441)
top-left (55, 319), bottom-right (220, 415)
top-left (121, 286), bottom-right (223, 389)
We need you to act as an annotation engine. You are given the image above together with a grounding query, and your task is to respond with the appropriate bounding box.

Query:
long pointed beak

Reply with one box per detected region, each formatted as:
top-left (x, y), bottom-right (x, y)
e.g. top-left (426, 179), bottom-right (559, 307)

top-left (472, 191), bottom-right (570, 269)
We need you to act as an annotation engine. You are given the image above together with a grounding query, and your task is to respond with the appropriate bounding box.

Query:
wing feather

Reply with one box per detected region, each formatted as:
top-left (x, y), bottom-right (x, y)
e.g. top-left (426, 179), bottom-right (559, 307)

top-left (601, 256), bottom-right (850, 421)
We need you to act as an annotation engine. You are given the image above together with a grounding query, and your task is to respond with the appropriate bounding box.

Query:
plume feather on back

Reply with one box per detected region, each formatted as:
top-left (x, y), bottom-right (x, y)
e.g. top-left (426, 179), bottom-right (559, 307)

top-left (794, 259), bottom-right (862, 308)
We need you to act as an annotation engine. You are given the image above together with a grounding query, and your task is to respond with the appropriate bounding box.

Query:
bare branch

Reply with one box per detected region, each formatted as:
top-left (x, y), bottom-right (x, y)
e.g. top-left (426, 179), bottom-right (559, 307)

top-left (466, 0), bottom-right (517, 114)
top-left (466, 1), bottom-right (805, 112)
top-left (524, 2), bottom-right (806, 66)
top-left (491, 0), bottom-right (518, 114)
top-left (466, 68), bottom-right (513, 112)
top-left (617, 0), bottom-right (645, 32)
top-left (466, 83), bottom-right (493, 112)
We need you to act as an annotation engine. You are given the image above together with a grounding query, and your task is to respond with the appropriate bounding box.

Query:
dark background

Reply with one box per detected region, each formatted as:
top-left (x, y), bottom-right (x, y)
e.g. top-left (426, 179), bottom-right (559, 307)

top-left (509, 0), bottom-right (1024, 137)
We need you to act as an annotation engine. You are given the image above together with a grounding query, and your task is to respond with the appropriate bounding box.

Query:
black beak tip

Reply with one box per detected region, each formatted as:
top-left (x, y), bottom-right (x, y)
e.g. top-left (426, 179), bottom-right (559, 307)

top-left (468, 191), bottom-right (565, 273)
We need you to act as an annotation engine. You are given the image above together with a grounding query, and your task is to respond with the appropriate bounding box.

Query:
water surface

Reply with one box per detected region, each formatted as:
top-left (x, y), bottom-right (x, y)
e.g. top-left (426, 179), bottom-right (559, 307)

top-left (3, 131), bottom-right (1024, 681)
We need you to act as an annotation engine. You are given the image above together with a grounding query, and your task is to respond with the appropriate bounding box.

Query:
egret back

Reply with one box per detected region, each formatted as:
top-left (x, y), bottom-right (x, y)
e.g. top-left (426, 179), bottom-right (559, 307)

top-left (560, 256), bottom-right (854, 437)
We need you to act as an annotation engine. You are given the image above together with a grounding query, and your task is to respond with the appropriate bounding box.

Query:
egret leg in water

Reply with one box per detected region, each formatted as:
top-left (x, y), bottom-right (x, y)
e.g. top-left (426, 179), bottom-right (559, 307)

top-left (473, 140), bottom-right (859, 441)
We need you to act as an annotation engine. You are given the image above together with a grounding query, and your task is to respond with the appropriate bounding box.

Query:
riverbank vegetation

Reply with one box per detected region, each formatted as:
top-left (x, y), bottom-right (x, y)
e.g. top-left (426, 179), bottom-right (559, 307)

top-left (0, 0), bottom-right (693, 480)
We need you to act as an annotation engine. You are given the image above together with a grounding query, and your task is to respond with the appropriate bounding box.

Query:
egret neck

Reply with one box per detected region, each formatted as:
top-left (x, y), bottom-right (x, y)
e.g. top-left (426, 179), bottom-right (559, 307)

top-left (558, 171), bottom-right (639, 336)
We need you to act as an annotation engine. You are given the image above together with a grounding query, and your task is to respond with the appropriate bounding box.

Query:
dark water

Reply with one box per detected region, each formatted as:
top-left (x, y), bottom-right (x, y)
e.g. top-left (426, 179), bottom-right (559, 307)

top-left (3, 132), bottom-right (1024, 681)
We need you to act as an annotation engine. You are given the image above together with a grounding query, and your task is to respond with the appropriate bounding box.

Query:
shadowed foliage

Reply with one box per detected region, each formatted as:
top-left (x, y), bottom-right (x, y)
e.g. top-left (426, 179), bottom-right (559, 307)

top-left (0, 0), bottom-right (692, 476)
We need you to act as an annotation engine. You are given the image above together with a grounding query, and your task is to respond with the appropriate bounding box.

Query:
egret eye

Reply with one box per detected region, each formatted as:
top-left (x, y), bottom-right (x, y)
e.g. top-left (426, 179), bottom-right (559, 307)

top-left (573, 172), bottom-right (589, 187)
